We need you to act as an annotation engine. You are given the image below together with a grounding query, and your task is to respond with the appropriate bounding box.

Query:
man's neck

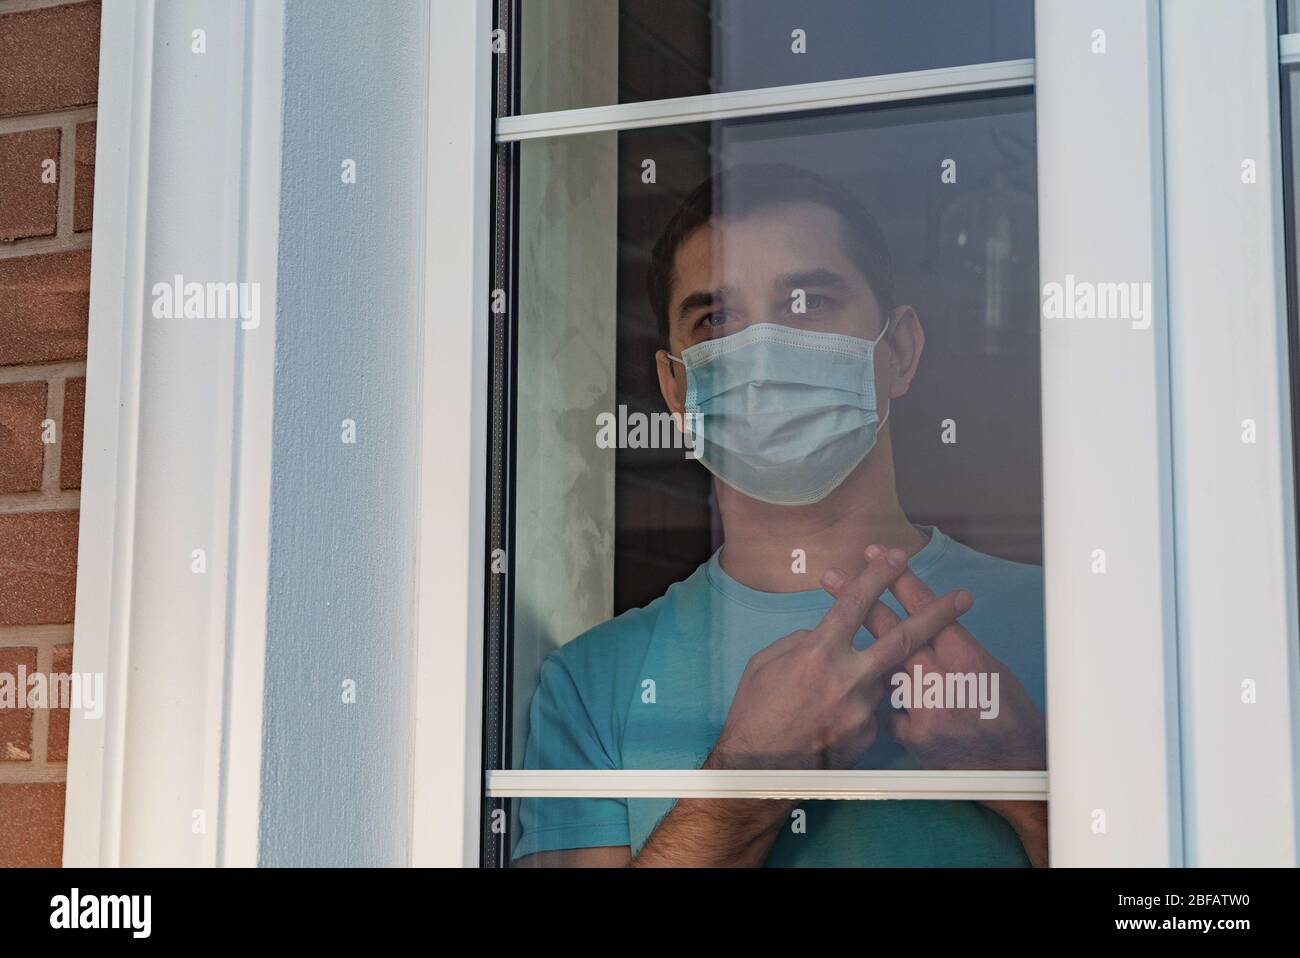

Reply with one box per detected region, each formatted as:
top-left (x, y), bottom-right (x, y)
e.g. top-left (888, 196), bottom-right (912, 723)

top-left (715, 436), bottom-right (928, 594)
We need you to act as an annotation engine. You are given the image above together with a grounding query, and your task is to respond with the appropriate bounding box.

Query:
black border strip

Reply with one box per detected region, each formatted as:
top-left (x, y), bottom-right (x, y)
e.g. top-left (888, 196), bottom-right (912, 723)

top-left (480, 0), bottom-right (521, 869)
top-left (1279, 1), bottom-right (1300, 640)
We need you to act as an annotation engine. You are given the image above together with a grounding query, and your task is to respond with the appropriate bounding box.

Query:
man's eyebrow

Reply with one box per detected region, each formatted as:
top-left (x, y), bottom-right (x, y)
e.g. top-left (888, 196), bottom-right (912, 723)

top-left (776, 268), bottom-right (849, 291)
top-left (676, 287), bottom-right (727, 320)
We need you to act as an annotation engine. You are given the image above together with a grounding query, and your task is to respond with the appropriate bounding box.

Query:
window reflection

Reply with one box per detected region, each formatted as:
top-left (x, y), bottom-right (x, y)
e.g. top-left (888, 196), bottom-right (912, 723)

top-left (506, 96), bottom-right (1044, 867)
top-left (517, 0), bottom-right (1035, 114)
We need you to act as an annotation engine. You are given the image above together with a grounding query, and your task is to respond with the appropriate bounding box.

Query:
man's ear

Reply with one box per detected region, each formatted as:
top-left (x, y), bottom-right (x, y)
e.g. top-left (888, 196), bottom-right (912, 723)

top-left (884, 305), bottom-right (925, 399)
top-left (656, 348), bottom-right (686, 417)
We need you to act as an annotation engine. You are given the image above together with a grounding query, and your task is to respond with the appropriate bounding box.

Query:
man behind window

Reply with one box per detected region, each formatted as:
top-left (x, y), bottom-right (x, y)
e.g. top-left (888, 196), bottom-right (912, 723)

top-left (513, 165), bottom-right (1047, 868)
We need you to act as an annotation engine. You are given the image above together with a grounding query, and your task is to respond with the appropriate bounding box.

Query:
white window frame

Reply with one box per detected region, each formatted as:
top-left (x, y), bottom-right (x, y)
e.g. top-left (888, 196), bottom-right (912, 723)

top-left (64, 0), bottom-right (1300, 869)
top-left (1034, 0), bottom-right (1183, 867)
top-left (1162, 0), bottom-right (1300, 866)
top-left (410, 0), bottom-right (494, 868)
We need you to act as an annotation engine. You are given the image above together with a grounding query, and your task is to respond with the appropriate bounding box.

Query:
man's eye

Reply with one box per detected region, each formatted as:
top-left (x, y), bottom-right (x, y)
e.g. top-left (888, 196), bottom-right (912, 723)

top-left (795, 293), bottom-right (829, 311)
top-left (698, 311), bottom-right (731, 329)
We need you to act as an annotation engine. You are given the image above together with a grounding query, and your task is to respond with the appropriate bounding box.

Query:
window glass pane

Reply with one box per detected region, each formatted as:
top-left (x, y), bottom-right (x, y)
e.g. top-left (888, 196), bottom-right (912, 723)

top-left (496, 794), bottom-right (1046, 867)
top-left (501, 89), bottom-right (1040, 764)
top-left (1285, 0), bottom-right (1299, 33)
top-left (503, 91), bottom-right (1045, 803)
top-left (515, 0), bottom-right (1034, 114)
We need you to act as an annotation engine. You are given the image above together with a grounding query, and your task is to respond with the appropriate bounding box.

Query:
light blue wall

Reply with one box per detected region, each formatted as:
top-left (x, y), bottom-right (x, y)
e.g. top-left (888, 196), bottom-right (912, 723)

top-left (260, 0), bottom-right (427, 866)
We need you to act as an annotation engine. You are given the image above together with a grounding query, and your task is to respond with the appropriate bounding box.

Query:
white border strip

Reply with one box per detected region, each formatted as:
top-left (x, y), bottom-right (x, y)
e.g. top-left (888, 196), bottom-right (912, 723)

top-left (487, 770), bottom-right (1049, 802)
top-left (1034, 0), bottom-right (1182, 866)
top-left (63, 0), bottom-right (285, 868)
top-left (495, 58), bottom-right (1034, 142)
top-left (1162, 0), bottom-right (1300, 866)
top-left (217, 0), bottom-right (284, 869)
top-left (62, 0), bottom-right (155, 870)
top-left (410, 0), bottom-right (493, 867)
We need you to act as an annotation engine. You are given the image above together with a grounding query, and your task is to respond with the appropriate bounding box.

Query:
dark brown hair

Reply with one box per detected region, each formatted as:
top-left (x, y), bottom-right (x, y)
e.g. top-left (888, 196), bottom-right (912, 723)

top-left (646, 164), bottom-right (895, 343)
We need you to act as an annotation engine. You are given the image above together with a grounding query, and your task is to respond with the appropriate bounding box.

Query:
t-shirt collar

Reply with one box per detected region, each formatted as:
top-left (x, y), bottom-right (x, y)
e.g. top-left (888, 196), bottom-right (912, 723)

top-left (705, 525), bottom-right (952, 613)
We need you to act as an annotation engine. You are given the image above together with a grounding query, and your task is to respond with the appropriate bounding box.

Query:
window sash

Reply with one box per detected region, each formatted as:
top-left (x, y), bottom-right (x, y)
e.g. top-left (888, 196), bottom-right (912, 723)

top-left (482, 62), bottom-right (1049, 810)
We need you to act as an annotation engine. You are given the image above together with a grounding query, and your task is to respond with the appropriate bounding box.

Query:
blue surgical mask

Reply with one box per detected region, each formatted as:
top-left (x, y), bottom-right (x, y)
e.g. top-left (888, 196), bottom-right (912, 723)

top-left (668, 320), bottom-right (892, 506)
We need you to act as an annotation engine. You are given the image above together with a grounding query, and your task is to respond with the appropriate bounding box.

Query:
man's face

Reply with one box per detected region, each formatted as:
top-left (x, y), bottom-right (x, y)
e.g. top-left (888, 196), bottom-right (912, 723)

top-left (657, 200), bottom-right (922, 423)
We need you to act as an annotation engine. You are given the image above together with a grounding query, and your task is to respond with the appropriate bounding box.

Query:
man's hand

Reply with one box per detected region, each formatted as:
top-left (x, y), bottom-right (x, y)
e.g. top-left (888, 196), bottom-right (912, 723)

top-left (823, 544), bottom-right (1045, 773)
top-left (710, 546), bottom-right (976, 772)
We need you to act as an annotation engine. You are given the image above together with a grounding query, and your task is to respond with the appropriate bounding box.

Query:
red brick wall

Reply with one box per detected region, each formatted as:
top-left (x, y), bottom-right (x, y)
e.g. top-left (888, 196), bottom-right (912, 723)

top-left (0, 0), bottom-right (100, 868)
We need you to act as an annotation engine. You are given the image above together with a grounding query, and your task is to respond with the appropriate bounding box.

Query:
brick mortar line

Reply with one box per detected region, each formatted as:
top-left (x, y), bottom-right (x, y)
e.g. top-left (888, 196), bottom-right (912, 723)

top-left (0, 105), bottom-right (94, 255)
top-left (0, 0), bottom-right (93, 18)
top-left (0, 360), bottom-right (86, 384)
top-left (41, 372), bottom-right (65, 492)
top-left (30, 643), bottom-right (52, 763)
top-left (0, 229), bottom-right (91, 259)
top-left (0, 105), bottom-right (96, 135)
top-left (0, 491), bottom-right (78, 513)
top-left (0, 764), bottom-right (66, 784)
top-left (56, 117), bottom-right (75, 238)
top-left (0, 624), bottom-right (73, 645)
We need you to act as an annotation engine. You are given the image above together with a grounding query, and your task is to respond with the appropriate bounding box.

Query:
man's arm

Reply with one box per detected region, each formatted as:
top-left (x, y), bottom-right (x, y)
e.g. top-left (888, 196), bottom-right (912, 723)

top-left (630, 747), bottom-right (796, 867)
top-left (510, 750), bottom-right (794, 867)
top-left (632, 797), bottom-right (792, 867)
top-left (513, 796), bottom-right (1048, 867)
top-left (515, 845), bottom-right (632, 867)
top-left (984, 800), bottom-right (1048, 868)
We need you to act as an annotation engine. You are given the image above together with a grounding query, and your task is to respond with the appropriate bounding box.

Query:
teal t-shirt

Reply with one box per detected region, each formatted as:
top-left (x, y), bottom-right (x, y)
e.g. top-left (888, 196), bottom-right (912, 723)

top-left (512, 526), bottom-right (1045, 866)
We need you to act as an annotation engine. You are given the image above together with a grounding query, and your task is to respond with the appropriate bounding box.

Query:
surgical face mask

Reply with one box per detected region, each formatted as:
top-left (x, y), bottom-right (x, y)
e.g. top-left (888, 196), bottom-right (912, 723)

top-left (667, 319), bottom-right (892, 506)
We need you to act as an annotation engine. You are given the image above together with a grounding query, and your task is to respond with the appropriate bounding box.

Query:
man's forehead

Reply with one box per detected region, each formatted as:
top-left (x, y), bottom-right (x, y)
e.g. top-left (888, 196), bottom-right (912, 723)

top-left (673, 203), bottom-right (860, 283)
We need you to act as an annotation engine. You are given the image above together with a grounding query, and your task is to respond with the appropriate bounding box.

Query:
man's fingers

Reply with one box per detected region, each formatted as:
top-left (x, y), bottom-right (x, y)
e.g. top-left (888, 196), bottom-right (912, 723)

top-left (890, 567), bottom-right (938, 615)
top-left (885, 708), bottom-right (908, 741)
top-left (891, 566), bottom-right (983, 654)
top-left (822, 568), bottom-right (903, 640)
top-left (814, 547), bottom-right (908, 647)
top-left (860, 588), bottom-right (974, 680)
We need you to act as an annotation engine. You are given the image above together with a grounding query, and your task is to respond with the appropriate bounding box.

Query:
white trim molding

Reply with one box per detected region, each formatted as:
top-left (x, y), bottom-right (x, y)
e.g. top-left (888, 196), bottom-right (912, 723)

top-left (1162, 0), bottom-right (1300, 866)
top-left (63, 0), bottom-right (284, 867)
top-left (487, 770), bottom-right (1049, 802)
top-left (217, 0), bottom-right (284, 869)
top-left (409, 0), bottom-right (493, 867)
top-left (1034, 0), bottom-right (1183, 866)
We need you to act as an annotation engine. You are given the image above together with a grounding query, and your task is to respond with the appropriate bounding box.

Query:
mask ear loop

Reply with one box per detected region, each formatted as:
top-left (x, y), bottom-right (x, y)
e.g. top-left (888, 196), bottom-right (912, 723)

top-left (873, 314), bottom-right (894, 429)
top-left (663, 351), bottom-right (693, 441)
top-left (871, 313), bottom-right (893, 346)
